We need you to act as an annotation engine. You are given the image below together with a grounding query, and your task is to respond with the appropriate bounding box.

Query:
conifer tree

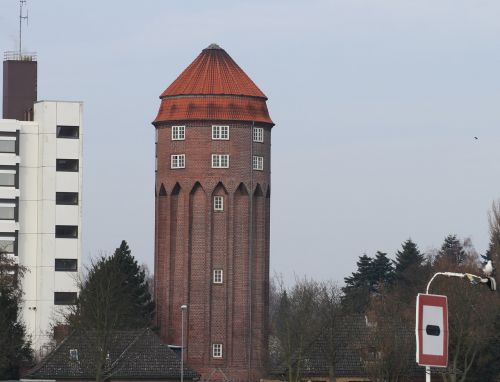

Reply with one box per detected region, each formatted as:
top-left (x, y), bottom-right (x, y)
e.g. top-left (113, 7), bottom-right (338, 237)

top-left (438, 234), bottom-right (466, 266)
top-left (111, 240), bottom-right (155, 326)
top-left (372, 251), bottom-right (394, 287)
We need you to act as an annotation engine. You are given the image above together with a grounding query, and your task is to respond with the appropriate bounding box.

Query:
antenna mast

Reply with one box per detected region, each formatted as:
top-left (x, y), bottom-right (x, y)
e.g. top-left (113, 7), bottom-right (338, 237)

top-left (19, 0), bottom-right (28, 56)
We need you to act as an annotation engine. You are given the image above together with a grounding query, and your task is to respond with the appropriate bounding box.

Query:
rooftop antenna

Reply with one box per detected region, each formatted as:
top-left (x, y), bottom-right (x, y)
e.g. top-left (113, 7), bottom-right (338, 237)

top-left (19, 0), bottom-right (28, 56)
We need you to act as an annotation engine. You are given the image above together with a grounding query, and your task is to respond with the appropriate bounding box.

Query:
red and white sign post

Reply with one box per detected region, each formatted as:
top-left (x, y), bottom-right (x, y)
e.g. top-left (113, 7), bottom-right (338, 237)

top-left (416, 293), bottom-right (448, 368)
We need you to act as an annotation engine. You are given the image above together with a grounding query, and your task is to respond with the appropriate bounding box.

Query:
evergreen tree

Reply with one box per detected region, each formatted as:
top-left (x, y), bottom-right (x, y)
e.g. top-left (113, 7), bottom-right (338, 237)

top-left (343, 254), bottom-right (374, 313)
top-left (438, 234), bottom-right (466, 266)
top-left (0, 253), bottom-right (33, 379)
top-left (394, 239), bottom-right (425, 275)
top-left (111, 241), bottom-right (155, 326)
top-left (371, 251), bottom-right (394, 287)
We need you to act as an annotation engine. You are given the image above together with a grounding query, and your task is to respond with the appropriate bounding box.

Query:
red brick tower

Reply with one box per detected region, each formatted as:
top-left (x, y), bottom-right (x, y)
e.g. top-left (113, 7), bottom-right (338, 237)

top-left (153, 44), bottom-right (274, 382)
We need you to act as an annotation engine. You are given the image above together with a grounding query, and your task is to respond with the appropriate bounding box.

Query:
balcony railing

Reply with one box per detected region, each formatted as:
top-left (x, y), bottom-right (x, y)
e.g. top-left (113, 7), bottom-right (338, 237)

top-left (3, 51), bottom-right (37, 61)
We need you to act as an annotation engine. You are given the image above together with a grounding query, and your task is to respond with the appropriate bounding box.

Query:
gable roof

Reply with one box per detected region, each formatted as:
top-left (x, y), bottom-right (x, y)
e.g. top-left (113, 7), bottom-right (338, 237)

top-left (25, 329), bottom-right (199, 380)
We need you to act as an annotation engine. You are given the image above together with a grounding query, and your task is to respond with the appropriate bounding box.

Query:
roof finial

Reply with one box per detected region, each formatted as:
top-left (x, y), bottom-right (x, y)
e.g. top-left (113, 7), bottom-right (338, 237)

top-left (205, 43), bottom-right (222, 50)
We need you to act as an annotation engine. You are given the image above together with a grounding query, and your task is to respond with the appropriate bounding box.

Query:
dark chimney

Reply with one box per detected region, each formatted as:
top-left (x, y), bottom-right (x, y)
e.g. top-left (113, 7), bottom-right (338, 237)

top-left (2, 52), bottom-right (37, 121)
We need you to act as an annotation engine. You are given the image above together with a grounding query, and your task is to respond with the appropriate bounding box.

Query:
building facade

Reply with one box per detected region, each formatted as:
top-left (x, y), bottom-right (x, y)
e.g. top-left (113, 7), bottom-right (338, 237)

top-left (2, 52), bottom-right (83, 356)
top-left (153, 44), bottom-right (274, 381)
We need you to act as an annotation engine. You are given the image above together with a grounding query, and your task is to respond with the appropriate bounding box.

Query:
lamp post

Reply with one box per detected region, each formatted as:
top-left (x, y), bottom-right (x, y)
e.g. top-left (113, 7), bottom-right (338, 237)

top-left (181, 304), bottom-right (188, 382)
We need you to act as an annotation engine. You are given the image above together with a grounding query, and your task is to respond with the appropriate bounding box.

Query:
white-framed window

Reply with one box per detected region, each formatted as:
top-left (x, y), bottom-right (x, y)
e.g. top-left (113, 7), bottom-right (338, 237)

top-left (253, 127), bottom-right (264, 143)
top-left (211, 154), bottom-right (229, 168)
top-left (253, 155), bottom-right (263, 171)
top-left (213, 269), bottom-right (223, 284)
top-left (171, 154), bottom-right (185, 169)
top-left (172, 126), bottom-right (185, 140)
top-left (212, 125), bottom-right (229, 140)
top-left (212, 343), bottom-right (223, 358)
top-left (214, 196), bottom-right (224, 211)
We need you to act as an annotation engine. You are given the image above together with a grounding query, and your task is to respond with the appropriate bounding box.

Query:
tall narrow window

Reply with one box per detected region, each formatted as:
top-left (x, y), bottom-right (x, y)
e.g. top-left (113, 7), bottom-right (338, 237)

top-left (213, 196), bottom-right (224, 211)
top-left (56, 159), bottom-right (79, 172)
top-left (213, 269), bottom-right (223, 284)
top-left (56, 126), bottom-right (79, 139)
top-left (253, 127), bottom-right (264, 143)
top-left (212, 125), bottom-right (229, 140)
top-left (211, 154), bottom-right (229, 168)
top-left (212, 343), bottom-right (223, 358)
top-left (253, 156), bottom-right (264, 171)
top-left (172, 126), bottom-right (185, 140)
top-left (171, 154), bottom-right (185, 169)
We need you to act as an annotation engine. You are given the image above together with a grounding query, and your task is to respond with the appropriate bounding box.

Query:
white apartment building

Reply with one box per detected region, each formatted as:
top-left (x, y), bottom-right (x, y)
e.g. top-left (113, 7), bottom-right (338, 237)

top-left (0, 100), bottom-right (83, 356)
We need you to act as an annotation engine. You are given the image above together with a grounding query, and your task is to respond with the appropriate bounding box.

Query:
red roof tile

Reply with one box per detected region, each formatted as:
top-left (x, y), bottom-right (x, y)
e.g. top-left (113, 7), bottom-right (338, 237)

top-left (154, 44), bottom-right (273, 125)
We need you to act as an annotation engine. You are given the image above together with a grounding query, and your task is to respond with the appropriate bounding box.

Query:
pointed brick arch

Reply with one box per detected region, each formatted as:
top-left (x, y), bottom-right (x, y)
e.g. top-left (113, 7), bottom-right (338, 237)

top-left (171, 182), bottom-right (181, 195)
top-left (190, 181), bottom-right (204, 194)
top-left (213, 181), bottom-right (229, 196)
top-left (254, 183), bottom-right (264, 197)
top-left (159, 183), bottom-right (167, 197)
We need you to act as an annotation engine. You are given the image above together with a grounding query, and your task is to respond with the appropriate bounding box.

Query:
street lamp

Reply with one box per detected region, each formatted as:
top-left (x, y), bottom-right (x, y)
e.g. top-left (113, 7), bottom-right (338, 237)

top-left (181, 304), bottom-right (188, 382)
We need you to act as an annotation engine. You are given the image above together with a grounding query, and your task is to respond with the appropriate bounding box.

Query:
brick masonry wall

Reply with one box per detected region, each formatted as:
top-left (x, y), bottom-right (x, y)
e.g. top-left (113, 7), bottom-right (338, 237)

top-left (154, 121), bottom-right (272, 381)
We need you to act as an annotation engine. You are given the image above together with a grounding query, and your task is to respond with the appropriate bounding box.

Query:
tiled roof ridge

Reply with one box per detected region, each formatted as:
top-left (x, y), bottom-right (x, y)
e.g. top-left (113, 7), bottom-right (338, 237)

top-left (24, 330), bottom-right (78, 377)
top-left (104, 327), bottom-right (149, 378)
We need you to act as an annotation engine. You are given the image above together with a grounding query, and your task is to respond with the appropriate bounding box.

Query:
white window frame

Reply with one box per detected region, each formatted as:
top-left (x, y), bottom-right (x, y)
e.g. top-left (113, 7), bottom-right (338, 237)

top-left (211, 154), bottom-right (229, 168)
top-left (212, 343), bottom-right (223, 358)
top-left (212, 125), bottom-right (229, 140)
top-left (172, 126), bottom-right (185, 141)
top-left (213, 269), bottom-right (223, 284)
top-left (253, 127), bottom-right (264, 143)
top-left (171, 154), bottom-right (185, 169)
top-left (214, 196), bottom-right (224, 211)
top-left (252, 155), bottom-right (264, 171)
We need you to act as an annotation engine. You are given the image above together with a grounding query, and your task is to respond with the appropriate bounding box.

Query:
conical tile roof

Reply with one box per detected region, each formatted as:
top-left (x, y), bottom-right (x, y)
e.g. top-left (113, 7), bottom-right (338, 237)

top-left (154, 44), bottom-right (273, 125)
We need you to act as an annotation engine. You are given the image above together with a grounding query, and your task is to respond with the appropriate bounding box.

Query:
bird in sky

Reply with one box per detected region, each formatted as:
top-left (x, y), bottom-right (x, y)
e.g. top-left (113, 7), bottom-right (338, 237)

top-left (483, 260), bottom-right (494, 276)
top-left (474, 136), bottom-right (478, 140)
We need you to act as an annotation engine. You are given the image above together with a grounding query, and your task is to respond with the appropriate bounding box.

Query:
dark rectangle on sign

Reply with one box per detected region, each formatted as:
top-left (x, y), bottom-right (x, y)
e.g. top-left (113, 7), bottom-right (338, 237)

top-left (426, 325), bottom-right (441, 336)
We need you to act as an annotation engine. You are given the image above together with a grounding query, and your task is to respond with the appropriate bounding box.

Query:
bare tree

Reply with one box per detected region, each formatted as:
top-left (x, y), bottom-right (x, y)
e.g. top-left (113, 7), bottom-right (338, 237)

top-left (272, 276), bottom-right (323, 382)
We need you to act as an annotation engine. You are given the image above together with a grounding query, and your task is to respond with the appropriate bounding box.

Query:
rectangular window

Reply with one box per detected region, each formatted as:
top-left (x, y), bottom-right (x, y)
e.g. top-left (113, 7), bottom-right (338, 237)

top-left (171, 154), bottom-right (185, 169)
top-left (54, 292), bottom-right (77, 305)
top-left (56, 192), bottom-right (79, 205)
top-left (56, 159), bottom-right (79, 172)
top-left (212, 125), bottom-right (229, 140)
top-left (55, 225), bottom-right (78, 239)
top-left (0, 205), bottom-right (15, 220)
top-left (0, 138), bottom-right (16, 153)
top-left (253, 156), bottom-right (264, 171)
top-left (211, 154), bottom-right (229, 168)
top-left (55, 259), bottom-right (78, 272)
top-left (213, 196), bottom-right (224, 211)
top-left (56, 126), bottom-right (79, 139)
top-left (172, 126), bottom-right (185, 140)
top-left (212, 343), bottom-right (223, 358)
top-left (213, 269), bottom-right (223, 284)
top-left (0, 239), bottom-right (15, 254)
top-left (253, 127), bottom-right (264, 143)
top-left (0, 172), bottom-right (15, 187)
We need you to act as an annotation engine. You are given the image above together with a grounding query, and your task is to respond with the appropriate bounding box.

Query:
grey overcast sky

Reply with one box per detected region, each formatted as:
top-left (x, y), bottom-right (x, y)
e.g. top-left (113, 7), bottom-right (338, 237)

top-left (1, 0), bottom-right (500, 284)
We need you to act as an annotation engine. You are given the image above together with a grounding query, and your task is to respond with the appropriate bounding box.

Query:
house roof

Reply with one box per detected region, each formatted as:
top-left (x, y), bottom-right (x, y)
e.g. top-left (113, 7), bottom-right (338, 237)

top-left (270, 315), bottom-right (425, 379)
top-left (153, 44), bottom-right (273, 126)
top-left (25, 329), bottom-right (199, 380)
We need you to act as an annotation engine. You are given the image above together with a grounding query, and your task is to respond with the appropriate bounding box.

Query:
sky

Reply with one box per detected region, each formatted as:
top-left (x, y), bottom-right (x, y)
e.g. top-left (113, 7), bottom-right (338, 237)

top-left (1, 0), bottom-right (500, 285)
